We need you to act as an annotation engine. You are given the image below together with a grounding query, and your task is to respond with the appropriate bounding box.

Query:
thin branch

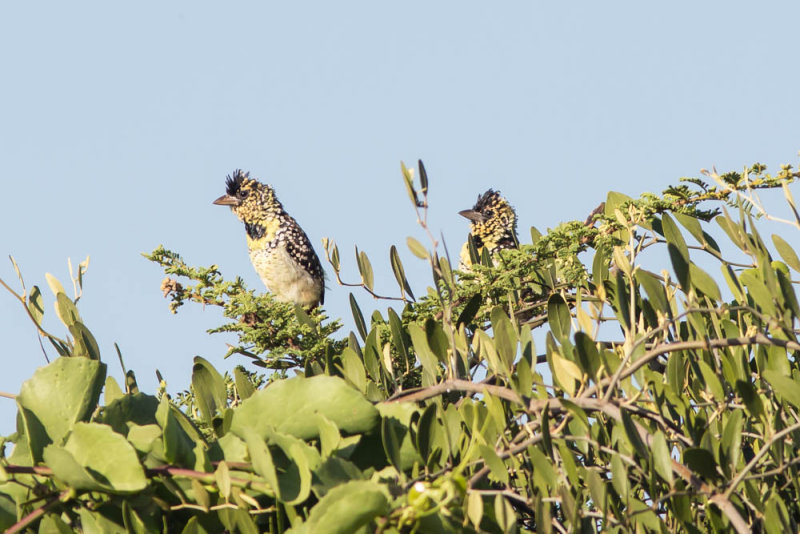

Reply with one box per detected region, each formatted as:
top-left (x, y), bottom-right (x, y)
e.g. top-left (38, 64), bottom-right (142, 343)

top-left (723, 421), bottom-right (800, 499)
top-left (5, 490), bottom-right (68, 534)
top-left (0, 277), bottom-right (69, 347)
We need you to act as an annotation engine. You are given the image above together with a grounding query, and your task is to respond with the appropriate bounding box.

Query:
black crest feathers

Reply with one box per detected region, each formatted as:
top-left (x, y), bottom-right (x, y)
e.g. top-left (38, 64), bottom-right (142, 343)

top-left (473, 189), bottom-right (501, 211)
top-left (225, 169), bottom-right (249, 196)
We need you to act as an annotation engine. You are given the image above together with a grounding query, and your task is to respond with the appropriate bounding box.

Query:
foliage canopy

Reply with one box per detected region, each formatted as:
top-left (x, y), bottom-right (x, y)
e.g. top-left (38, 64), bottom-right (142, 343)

top-left (2, 159), bottom-right (800, 533)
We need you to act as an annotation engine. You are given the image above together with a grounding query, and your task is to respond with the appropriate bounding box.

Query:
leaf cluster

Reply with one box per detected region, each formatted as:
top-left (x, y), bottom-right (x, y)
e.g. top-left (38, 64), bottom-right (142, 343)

top-left (2, 159), bottom-right (800, 532)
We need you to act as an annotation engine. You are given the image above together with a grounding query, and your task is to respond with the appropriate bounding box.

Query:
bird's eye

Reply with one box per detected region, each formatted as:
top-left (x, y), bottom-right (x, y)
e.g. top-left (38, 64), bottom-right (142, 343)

top-left (484, 208), bottom-right (494, 218)
top-left (238, 189), bottom-right (249, 199)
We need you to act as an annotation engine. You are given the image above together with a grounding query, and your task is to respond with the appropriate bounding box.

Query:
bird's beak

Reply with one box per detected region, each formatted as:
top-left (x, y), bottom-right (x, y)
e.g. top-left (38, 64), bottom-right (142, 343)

top-left (213, 194), bottom-right (240, 207)
top-left (458, 209), bottom-right (484, 223)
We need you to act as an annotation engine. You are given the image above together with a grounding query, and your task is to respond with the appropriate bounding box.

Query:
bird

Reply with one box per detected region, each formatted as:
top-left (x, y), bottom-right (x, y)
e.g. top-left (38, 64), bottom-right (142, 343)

top-left (458, 189), bottom-right (519, 269)
top-left (213, 170), bottom-right (325, 307)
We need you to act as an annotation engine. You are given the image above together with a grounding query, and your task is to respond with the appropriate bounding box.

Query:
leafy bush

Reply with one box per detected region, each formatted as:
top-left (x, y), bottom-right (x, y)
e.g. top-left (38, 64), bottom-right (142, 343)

top-left (2, 159), bottom-right (800, 533)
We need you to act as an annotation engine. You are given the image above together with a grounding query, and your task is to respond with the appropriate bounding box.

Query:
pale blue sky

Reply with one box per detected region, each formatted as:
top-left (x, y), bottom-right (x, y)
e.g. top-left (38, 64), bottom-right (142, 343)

top-left (2, 2), bottom-right (800, 432)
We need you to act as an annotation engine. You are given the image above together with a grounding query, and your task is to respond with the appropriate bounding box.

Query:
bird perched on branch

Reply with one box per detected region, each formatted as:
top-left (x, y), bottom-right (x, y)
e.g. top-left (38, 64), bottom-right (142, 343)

top-left (213, 170), bottom-right (325, 307)
top-left (458, 189), bottom-right (518, 269)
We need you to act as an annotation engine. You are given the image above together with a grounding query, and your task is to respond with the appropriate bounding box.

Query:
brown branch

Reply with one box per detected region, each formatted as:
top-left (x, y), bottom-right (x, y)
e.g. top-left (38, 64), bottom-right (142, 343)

top-left (385, 379), bottom-right (525, 406)
top-left (723, 420), bottom-right (800, 500)
top-left (5, 490), bottom-right (68, 534)
top-left (385, 380), bottom-right (749, 533)
top-left (541, 398), bottom-right (750, 534)
top-left (582, 332), bottom-right (800, 401)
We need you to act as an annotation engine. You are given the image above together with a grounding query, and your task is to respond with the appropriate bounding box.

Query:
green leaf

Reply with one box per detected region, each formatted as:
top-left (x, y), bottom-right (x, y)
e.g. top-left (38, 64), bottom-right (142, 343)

top-left (415, 403), bottom-right (444, 467)
top-left (667, 350), bottom-right (684, 396)
top-left (425, 318), bottom-right (449, 364)
top-left (467, 492), bottom-right (484, 530)
top-left (349, 293), bottom-right (367, 341)
top-left (721, 264), bottom-right (745, 302)
top-left (314, 413), bottom-right (342, 458)
top-left (662, 213), bottom-right (690, 288)
top-left (242, 429), bottom-right (279, 498)
top-left (294, 304), bottom-right (315, 329)
top-left (311, 456), bottom-right (364, 498)
top-left (357, 249), bottom-right (374, 291)
top-left (620, 409), bottom-right (648, 460)
top-left (233, 367), bottom-right (256, 400)
top-left (100, 393), bottom-right (159, 436)
top-left (715, 212), bottom-right (746, 251)
top-left (126, 424), bottom-right (161, 454)
top-left (494, 494), bottom-right (516, 533)
top-left (592, 247), bottom-right (610, 284)
top-left (17, 357), bottom-right (106, 462)
top-left (688, 264), bottom-right (721, 301)
top-left (231, 375), bottom-right (380, 441)
top-left (530, 225), bottom-right (543, 244)
top-left (605, 191), bottom-right (634, 214)
top-left (380, 416), bottom-right (406, 472)
top-left (491, 307), bottom-right (517, 372)
top-left (674, 212), bottom-right (705, 244)
top-left (339, 347), bottom-right (367, 394)
top-left (38, 515), bottom-right (73, 534)
top-left (390, 245), bottom-right (415, 301)
top-left (611, 270), bottom-right (631, 331)
top-left (418, 159), bottom-right (428, 195)
top-left (401, 161), bottom-right (420, 207)
top-left (740, 269), bottom-right (777, 316)
top-left (476, 329), bottom-right (505, 377)
top-left (104, 376), bottom-right (124, 405)
top-left (408, 323), bottom-right (440, 378)
top-left (584, 469), bottom-right (606, 512)
top-left (721, 410), bottom-right (743, 470)
top-left (377, 402), bottom-right (419, 471)
top-left (479, 444), bottom-right (509, 485)
top-left (121, 500), bottom-right (149, 534)
top-left (218, 433), bottom-right (248, 463)
top-left (157, 396), bottom-right (199, 466)
top-left (612, 246), bottom-right (632, 277)
top-left (548, 334), bottom-right (581, 396)
top-left (42, 445), bottom-right (107, 492)
top-left (407, 236), bottom-right (428, 259)
top-left (68, 320), bottom-right (101, 359)
top-left (735, 380), bottom-right (765, 423)
top-left (388, 307), bottom-right (411, 369)
top-left (55, 292), bottom-right (81, 328)
top-left (45, 422), bottom-right (147, 493)
top-left (651, 430), bottom-right (673, 485)
top-left (635, 270), bottom-right (668, 312)
top-left (456, 293), bottom-right (482, 327)
top-left (300, 480), bottom-right (389, 534)
top-left (683, 448), bottom-right (718, 480)
top-left (78, 508), bottom-right (126, 534)
top-left (279, 439), bottom-right (314, 505)
top-left (192, 356), bottom-right (227, 426)
top-left (557, 442), bottom-right (579, 488)
top-left (696, 360), bottom-right (725, 400)
top-left (529, 446), bottom-right (555, 490)
top-left (610, 454), bottom-right (629, 501)
top-left (45, 272), bottom-right (67, 298)
top-left (763, 370), bottom-right (800, 410)
top-left (547, 294), bottom-right (571, 343)
top-left (772, 234), bottom-right (800, 273)
top-left (573, 331), bottom-right (599, 378)
top-left (27, 285), bottom-right (44, 324)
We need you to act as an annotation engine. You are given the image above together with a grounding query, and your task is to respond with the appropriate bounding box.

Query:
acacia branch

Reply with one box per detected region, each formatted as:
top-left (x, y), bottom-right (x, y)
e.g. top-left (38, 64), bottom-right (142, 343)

top-left (385, 380), bottom-right (750, 533)
top-left (582, 332), bottom-right (800, 400)
top-left (5, 490), bottom-right (68, 534)
top-left (723, 421), bottom-right (800, 500)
